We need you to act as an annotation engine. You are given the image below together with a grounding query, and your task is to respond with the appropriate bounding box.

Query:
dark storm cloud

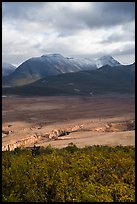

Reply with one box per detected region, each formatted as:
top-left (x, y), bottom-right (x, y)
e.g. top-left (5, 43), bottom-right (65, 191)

top-left (44, 2), bottom-right (135, 33)
top-left (2, 2), bottom-right (135, 65)
top-left (2, 2), bottom-right (46, 21)
top-left (77, 2), bottom-right (135, 29)
top-left (3, 2), bottom-right (135, 32)
top-left (101, 2), bottom-right (135, 15)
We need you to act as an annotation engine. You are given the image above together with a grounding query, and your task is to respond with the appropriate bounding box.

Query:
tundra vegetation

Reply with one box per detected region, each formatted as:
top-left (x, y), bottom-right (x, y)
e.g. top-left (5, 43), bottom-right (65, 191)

top-left (2, 144), bottom-right (135, 202)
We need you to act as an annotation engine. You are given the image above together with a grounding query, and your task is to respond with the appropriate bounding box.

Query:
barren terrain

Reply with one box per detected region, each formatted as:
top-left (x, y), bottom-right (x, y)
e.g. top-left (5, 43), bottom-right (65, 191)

top-left (2, 95), bottom-right (135, 150)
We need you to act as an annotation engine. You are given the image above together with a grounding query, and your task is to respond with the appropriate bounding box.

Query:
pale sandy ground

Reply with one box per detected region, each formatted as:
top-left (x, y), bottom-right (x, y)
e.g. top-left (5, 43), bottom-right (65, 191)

top-left (2, 95), bottom-right (135, 150)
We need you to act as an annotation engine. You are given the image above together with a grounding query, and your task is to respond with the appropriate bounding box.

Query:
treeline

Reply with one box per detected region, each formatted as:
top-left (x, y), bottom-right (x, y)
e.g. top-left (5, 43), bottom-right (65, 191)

top-left (2, 144), bottom-right (135, 202)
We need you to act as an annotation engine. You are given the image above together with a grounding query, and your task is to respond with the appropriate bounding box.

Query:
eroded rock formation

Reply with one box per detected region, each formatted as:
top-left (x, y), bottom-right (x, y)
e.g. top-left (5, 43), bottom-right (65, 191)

top-left (2, 120), bottom-right (134, 151)
top-left (2, 135), bottom-right (40, 151)
top-left (49, 129), bottom-right (70, 140)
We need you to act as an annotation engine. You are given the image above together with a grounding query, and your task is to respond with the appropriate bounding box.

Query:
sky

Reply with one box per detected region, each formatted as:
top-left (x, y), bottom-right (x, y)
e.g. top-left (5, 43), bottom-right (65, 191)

top-left (2, 2), bottom-right (135, 66)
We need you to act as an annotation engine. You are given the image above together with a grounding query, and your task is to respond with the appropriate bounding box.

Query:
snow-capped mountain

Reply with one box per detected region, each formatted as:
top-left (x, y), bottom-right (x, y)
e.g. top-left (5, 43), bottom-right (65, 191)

top-left (2, 62), bottom-right (16, 76)
top-left (40, 54), bottom-right (81, 73)
top-left (67, 57), bottom-right (96, 70)
top-left (95, 55), bottom-right (121, 68)
top-left (67, 55), bottom-right (121, 69)
top-left (3, 53), bottom-right (122, 86)
top-left (3, 54), bottom-right (81, 86)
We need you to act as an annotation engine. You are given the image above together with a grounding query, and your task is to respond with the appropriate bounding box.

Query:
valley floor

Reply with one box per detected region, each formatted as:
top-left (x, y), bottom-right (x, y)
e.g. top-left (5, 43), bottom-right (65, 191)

top-left (2, 95), bottom-right (135, 150)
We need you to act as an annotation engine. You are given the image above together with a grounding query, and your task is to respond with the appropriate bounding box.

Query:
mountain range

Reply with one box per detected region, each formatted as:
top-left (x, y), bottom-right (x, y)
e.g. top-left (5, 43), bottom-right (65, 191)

top-left (2, 53), bottom-right (135, 96)
top-left (3, 54), bottom-right (122, 86)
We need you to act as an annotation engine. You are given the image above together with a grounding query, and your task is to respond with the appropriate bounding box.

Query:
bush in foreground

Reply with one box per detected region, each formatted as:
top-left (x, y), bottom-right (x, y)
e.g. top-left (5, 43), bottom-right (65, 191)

top-left (2, 144), bottom-right (135, 202)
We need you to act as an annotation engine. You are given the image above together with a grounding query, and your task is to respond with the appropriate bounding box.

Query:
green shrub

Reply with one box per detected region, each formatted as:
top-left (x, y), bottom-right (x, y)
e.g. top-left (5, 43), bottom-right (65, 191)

top-left (2, 145), bottom-right (135, 202)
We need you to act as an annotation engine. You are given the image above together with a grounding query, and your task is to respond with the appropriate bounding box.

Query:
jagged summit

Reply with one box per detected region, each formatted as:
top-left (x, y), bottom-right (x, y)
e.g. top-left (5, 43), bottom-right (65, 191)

top-left (95, 55), bottom-right (121, 68)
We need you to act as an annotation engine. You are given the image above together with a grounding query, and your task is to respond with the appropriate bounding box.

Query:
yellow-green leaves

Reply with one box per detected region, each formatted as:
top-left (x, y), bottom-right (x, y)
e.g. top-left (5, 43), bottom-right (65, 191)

top-left (2, 145), bottom-right (135, 202)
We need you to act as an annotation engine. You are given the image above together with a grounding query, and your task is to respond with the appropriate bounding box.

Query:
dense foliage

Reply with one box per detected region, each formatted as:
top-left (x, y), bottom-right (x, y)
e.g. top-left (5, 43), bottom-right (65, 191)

top-left (2, 144), bottom-right (135, 202)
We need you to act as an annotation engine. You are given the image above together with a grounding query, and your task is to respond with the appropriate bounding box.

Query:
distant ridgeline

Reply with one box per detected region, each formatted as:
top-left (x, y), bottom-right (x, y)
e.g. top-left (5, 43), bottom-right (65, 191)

top-left (2, 54), bottom-right (135, 96)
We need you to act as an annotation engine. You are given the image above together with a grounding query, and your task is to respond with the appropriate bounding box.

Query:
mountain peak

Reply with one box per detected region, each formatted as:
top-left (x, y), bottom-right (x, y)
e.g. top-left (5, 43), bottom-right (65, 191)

top-left (95, 55), bottom-right (121, 68)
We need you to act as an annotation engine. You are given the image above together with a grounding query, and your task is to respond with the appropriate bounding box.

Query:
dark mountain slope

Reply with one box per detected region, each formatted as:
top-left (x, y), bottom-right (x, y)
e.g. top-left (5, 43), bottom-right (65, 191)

top-left (3, 63), bottom-right (135, 96)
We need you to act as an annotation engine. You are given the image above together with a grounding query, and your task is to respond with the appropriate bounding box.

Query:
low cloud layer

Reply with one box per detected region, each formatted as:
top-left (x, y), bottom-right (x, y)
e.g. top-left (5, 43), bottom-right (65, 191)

top-left (2, 2), bottom-right (135, 66)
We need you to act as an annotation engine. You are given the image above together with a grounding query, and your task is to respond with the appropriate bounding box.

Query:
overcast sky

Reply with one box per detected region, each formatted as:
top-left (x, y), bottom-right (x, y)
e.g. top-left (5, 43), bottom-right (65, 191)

top-left (2, 2), bottom-right (135, 66)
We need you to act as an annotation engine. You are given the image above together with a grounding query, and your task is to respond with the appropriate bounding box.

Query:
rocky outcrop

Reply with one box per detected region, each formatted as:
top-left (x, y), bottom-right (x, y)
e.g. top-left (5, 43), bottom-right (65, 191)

top-left (71, 125), bottom-right (83, 132)
top-left (2, 129), bottom-right (70, 151)
top-left (2, 134), bottom-right (40, 151)
top-left (48, 125), bottom-right (84, 140)
top-left (49, 129), bottom-right (70, 140)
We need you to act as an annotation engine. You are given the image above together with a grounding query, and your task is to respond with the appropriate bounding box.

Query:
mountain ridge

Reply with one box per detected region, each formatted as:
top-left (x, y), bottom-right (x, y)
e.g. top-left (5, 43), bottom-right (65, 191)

top-left (3, 63), bottom-right (135, 96)
top-left (2, 54), bottom-right (123, 86)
